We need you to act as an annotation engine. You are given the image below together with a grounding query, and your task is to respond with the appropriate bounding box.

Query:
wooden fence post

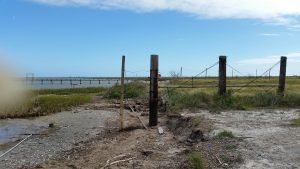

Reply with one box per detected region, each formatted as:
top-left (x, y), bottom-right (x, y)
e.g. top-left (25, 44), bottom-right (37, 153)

top-left (277, 56), bottom-right (287, 96)
top-left (149, 55), bottom-right (159, 126)
top-left (120, 55), bottom-right (125, 130)
top-left (218, 56), bottom-right (227, 95)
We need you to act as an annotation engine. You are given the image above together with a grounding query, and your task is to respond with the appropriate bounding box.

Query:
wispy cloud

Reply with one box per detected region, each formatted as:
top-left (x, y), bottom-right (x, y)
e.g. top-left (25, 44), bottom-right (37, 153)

top-left (29, 0), bottom-right (300, 25)
top-left (260, 33), bottom-right (280, 37)
top-left (238, 52), bottom-right (300, 65)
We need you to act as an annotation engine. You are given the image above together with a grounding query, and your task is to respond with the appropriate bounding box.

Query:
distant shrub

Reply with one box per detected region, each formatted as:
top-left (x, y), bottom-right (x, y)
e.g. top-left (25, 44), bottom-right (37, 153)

top-left (216, 130), bottom-right (235, 139)
top-left (105, 82), bottom-right (148, 99)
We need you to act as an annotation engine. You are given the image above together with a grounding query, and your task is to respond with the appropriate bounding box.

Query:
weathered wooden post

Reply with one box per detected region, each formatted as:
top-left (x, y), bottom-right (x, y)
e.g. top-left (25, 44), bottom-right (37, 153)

top-left (218, 56), bottom-right (227, 95)
top-left (149, 55), bottom-right (159, 126)
top-left (120, 55), bottom-right (125, 130)
top-left (277, 56), bottom-right (287, 96)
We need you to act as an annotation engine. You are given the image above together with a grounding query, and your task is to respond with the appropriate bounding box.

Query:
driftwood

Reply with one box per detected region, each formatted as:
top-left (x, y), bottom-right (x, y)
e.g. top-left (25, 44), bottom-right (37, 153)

top-left (0, 134), bottom-right (32, 159)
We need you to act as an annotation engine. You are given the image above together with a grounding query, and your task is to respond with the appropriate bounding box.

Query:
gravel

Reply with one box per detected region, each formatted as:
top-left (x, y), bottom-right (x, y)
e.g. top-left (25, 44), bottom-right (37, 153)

top-left (0, 109), bottom-right (118, 169)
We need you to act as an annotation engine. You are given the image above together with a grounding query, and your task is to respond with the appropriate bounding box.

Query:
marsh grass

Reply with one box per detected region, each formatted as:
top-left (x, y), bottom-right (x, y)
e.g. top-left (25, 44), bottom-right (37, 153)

top-left (188, 152), bottom-right (207, 169)
top-left (290, 118), bottom-right (300, 127)
top-left (216, 130), bottom-right (235, 139)
top-left (34, 87), bottom-right (108, 95)
top-left (167, 88), bottom-right (300, 112)
top-left (0, 83), bottom-right (148, 119)
top-left (168, 77), bottom-right (300, 96)
top-left (0, 94), bottom-right (92, 118)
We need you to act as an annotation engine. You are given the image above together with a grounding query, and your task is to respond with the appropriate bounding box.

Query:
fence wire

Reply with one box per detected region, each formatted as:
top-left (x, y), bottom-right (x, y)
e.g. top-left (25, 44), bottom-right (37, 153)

top-left (233, 61), bottom-right (280, 93)
top-left (179, 61), bottom-right (219, 86)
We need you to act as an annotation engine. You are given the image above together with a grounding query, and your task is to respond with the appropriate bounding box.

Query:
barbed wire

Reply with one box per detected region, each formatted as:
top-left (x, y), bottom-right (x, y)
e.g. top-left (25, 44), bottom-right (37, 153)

top-left (226, 64), bottom-right (243, 76)
top-left (233, 61), bottom-right (280, 93)
top-left (179, 61), bottom-right (219, 86)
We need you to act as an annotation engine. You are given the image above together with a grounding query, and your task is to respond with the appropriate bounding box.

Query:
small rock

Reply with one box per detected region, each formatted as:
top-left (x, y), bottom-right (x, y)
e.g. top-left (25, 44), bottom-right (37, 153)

top-left (142, 150), bottom-right (154, 156)
top-left (66, 164), bottom-right (78, 169)
top-left (189, 128), bottom-right (204, 142)
top-left (35, 164), bottom-right (43, 168)
top-left (158, 127), bottom-right (164, 135)
top-left (49, 123), bottom-right (54, 128)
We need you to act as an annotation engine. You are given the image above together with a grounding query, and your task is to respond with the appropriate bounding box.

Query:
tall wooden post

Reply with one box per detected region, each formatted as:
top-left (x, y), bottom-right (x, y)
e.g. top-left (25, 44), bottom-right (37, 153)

top-left (149, 55), bottom-right (159, 126)
top-left (120, 55), bottom-right (125, 130)
top-left (218, 56), bottom-right (227, 95)
top-left (277, 56), bottom-right (287, 96)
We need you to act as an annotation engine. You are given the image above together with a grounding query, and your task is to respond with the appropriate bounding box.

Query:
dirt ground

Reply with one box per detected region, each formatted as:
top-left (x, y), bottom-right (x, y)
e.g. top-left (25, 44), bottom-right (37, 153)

top-left (1, 100), bottom-right (299, 169)
top-left (186, 109), bottom-right (300, 169)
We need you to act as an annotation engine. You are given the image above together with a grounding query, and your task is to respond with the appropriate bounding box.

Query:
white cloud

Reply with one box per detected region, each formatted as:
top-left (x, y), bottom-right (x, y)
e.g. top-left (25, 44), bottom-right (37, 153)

top-left (29, 0), bottom-right (300, 25)
top-left (260, 33), bottom-right (281, 37)
top-left (238, 52), bottom-right (300, 65)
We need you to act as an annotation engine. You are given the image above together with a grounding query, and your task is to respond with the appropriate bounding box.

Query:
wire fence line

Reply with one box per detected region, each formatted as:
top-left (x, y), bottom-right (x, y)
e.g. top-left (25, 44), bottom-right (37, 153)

top-left (160, 59), bottom-right (282, 94)
top-left (232, 61), bottom-right (281, 93)
top-left (226, 63), bottom-right (244, 76)
top-left (178, 61), bottom-right (219, 86)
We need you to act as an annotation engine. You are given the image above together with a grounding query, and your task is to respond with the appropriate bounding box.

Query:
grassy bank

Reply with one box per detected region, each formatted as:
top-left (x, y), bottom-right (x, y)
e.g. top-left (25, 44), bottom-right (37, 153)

top-left (167, 76), bottom-right (300, 96)
top-left (167, 89), bottom-right (300, 112)
top-left (0, 94), bottom-right (92, 119)
top-left (0, 83), bottom-right (148, 119)
top-left (0, 87), bottom-right (105, 119)
top-left (34, 87), bottom-right (108, 95)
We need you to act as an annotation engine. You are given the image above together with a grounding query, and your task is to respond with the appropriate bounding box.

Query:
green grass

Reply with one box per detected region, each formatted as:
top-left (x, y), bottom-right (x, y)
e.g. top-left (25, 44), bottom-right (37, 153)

top-left (166, 88), bottom-right (300, 112)
top-left (0, 82), bottom-right (148, 119)
top-left (0, 94), bottom-right (92, 118)
top-left (188, 152), bottom-right (207, 169)
top-left (34, 87), bottom-right (108, 95)
top-left (105, 82), bottom-right (148, 99)
top-left (220, 154), bottom-right (243, 164)
top-left (167, 76), bottom-right (300, 96)
top-left (216, 130), bottom-right (235, 139)
top-left (224, 144), bottom-right (237, 150)
top-left (290, 118), bottom-right (300, 127)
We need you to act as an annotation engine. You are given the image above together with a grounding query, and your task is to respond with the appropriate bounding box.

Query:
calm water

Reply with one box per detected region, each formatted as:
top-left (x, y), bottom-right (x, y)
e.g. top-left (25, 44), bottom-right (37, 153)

top-left (22, 77), bottom-right (132, 89)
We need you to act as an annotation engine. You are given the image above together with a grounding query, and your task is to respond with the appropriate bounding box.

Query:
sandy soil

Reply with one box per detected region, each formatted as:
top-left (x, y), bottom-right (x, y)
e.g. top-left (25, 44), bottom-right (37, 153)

top-left (189, 109), bottom-right (300, 169)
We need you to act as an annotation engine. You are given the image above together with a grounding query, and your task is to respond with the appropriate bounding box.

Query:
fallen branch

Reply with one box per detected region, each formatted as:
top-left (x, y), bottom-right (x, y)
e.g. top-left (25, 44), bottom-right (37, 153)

top-left (101, 157), bottom-right (136, 169)
top-left (19, 134), bottom-right (47, 136)
top-left (128, 104), bottom-right (148, 130)
top-left (0, 134), bottom-right (32, 159)
top-left (215, 155), bottom-right (222, 165)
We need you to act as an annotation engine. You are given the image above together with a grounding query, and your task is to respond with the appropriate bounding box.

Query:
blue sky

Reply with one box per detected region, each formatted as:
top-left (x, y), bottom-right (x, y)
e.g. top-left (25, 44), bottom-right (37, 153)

top-left (1, 0), bottom-right (300, 77)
